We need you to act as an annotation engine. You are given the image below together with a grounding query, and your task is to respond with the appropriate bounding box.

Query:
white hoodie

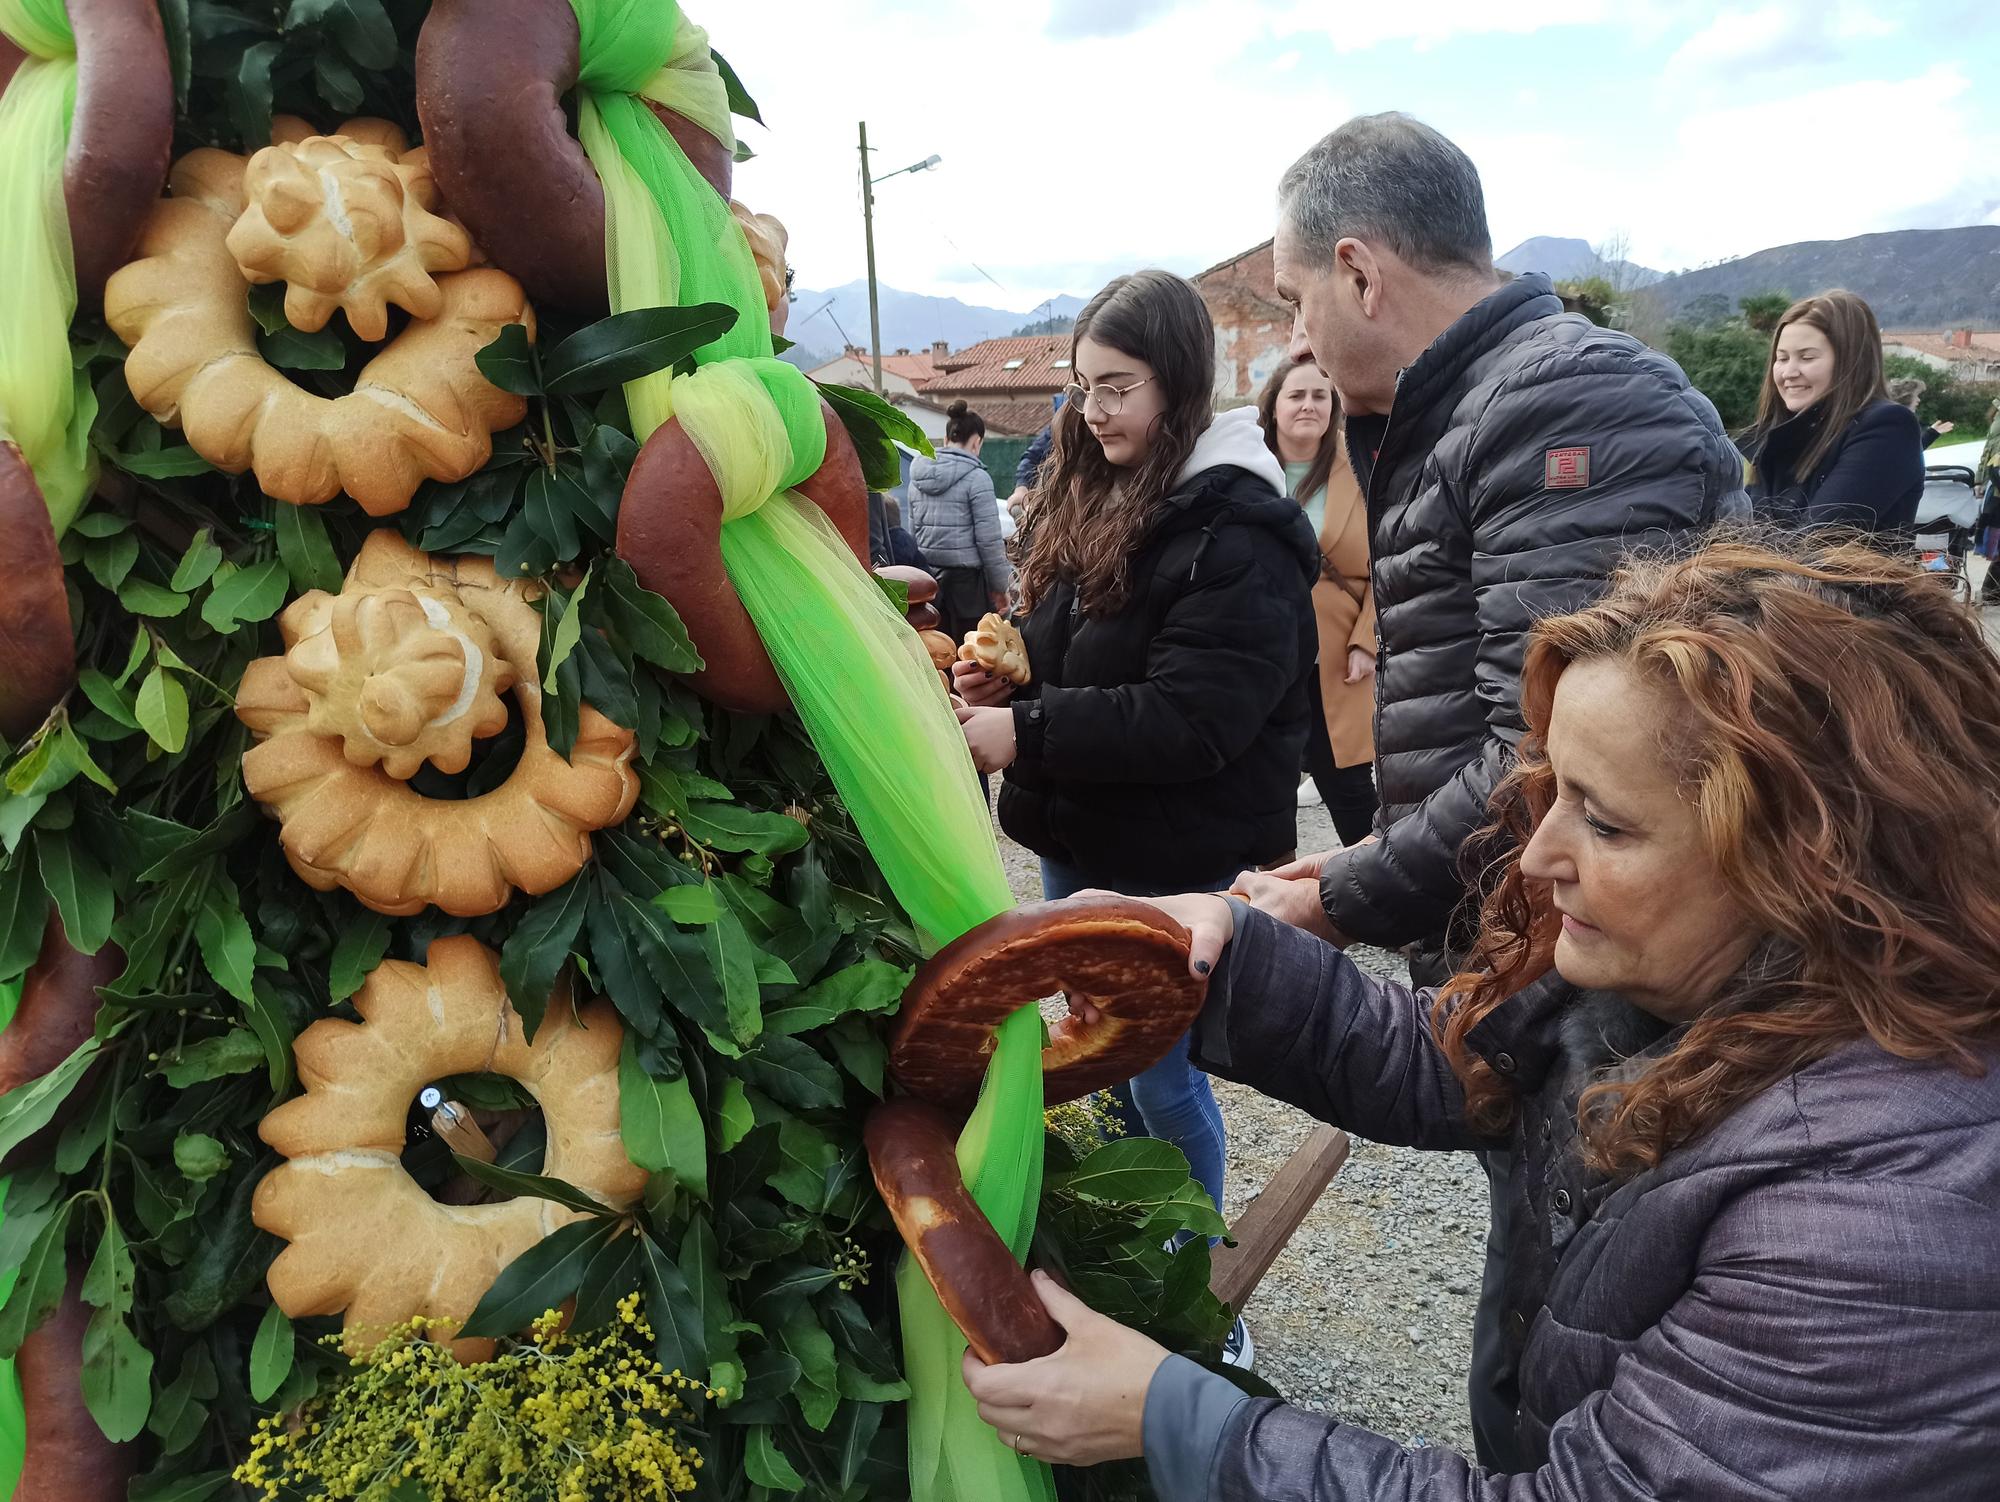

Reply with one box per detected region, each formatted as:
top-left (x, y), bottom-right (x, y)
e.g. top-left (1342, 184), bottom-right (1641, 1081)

top-left (1172, 404), bottom-right (1287, 494)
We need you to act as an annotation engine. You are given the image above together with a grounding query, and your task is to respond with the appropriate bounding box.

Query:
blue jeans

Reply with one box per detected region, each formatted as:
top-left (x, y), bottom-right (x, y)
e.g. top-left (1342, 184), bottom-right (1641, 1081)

top-left (1039, 857), bottom-right (1238, 1212)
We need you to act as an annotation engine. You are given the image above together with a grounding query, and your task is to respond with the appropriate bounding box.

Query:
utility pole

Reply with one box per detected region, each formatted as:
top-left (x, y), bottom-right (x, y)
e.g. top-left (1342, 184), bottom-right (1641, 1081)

top-left (859, 121), bottom-right (884, 396)
top-left (857, 125), bottom-right (940, 399)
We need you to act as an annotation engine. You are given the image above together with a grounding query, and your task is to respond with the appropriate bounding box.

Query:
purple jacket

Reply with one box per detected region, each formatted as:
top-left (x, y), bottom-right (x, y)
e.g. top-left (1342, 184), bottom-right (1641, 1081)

top-left (1143, 904), bottom-right (2000, 1500)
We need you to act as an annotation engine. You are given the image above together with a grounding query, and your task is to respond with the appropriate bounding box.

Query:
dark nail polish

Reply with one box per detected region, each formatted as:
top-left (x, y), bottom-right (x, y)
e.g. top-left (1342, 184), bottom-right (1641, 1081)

top-left (1194, 960), bottom-right (1212, 975)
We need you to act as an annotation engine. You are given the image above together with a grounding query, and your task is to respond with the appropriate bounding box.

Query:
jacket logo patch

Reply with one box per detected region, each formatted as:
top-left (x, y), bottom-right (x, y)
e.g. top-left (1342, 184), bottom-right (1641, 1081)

top-left (1545, 447), bottom-right (1590, 488)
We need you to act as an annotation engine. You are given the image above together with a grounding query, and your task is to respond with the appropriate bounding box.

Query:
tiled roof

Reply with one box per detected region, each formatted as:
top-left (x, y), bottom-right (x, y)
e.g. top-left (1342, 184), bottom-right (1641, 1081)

top-left (805, 349), bottom-right (939, 383)
top-left (966, 398), bottom-right (1060, 437)
top-left (1881, 330), bottom-right (2000, 364)
top-left (921, 335), bottom-right (1074, 393)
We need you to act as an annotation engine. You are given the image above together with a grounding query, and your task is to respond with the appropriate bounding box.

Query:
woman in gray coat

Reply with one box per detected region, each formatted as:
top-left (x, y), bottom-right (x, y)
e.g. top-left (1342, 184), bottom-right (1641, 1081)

top-left (907, 400), bottom-right (1012, 642)
top-left (964, 534), bottom-right (2000, 1499)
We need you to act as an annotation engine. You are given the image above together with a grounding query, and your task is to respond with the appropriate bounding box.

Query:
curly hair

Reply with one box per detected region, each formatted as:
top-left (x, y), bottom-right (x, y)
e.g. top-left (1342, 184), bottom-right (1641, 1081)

top-left (1433, 531), bottom-right (2000, 1175)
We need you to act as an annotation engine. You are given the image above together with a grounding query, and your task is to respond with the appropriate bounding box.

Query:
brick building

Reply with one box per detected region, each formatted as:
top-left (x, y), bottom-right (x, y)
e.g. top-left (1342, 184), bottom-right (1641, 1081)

top-left (1192, 239), bottom-right (1292, 405)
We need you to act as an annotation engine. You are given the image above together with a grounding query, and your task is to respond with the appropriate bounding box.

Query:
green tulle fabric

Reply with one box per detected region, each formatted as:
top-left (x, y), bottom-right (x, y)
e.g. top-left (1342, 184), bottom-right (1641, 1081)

top-left (569, 4), bottom-right (1052, 1496)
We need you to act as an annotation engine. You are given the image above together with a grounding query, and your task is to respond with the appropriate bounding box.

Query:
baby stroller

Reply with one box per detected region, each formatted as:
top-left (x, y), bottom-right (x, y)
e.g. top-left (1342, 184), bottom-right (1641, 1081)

top-left (1913, 464), bottom-right (1980, 605)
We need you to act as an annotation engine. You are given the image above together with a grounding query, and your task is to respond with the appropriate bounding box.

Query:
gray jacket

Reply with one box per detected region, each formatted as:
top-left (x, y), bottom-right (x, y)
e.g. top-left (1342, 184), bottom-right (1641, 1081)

top-left (1326, 273), bottom-right (1746, 958)
top-left (1144, 904), bottom-right (2000, 1500)
top-left (907, 446), bottom-right (1011, 593)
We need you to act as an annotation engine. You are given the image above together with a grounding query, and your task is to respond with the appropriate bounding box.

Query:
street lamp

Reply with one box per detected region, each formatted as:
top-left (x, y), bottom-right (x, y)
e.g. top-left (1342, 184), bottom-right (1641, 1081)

top-left (858, 123), bottom-right (940, 396)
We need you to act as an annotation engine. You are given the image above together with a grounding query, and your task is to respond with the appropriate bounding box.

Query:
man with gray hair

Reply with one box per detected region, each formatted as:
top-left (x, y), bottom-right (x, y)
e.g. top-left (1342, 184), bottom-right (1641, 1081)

top-left (1229, 112), bottom-right (1745, 1467)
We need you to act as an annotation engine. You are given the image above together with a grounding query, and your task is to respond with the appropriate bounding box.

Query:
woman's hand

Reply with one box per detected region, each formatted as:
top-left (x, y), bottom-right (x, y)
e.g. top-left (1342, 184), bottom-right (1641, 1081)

top-left (952, 658), bottom-right (1014, 707)
top-left (1345, 645), bottom-right (1376, 685)
top-left (1080, 889), bottom-right (1234, 977)
top-left (961, 1271), bottom-right (1170, 1467)
top-left (957, 704), bottom-right (1018, 773)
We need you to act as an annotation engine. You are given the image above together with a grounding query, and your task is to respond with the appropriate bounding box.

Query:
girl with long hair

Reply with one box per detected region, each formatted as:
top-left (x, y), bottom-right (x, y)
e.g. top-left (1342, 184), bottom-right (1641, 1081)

top-left (963, 533), bottom-right (2000, 1499)
top-left (1746, 290), bottom-right (1924, 537)
top-left (1256, 361), bottom-right (1378, 844)
top-left (953, 270), bottom-right (1318, 1303)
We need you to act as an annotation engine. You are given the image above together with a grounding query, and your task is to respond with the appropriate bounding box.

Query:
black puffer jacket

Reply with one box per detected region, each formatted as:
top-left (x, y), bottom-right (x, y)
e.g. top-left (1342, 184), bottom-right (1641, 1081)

top-left (1324, 273), bottom-right (1745, 953)
top-left (1750, 397), bottom-right (1925, 535)
top-left (1000, 410), bottom-right (1318, 888)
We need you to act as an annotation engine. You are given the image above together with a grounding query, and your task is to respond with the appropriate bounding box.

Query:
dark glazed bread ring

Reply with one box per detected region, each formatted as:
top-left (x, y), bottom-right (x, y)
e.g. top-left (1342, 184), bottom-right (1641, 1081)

top-left (615, 399), bottom-right (870, 714)
top-left (415, 0), bottom-right (733, 312)
top-left (0, 443), bottom-right (77, 743)
top-left (14, 1271), bottom-right (133, 1502)
top-left (0, 912), bottom-right (122, 1174)
top-left (64, 0), bottom-right (174, 303)
top-left (889, 897), bottom-right (1208, 1108)
top-left (865, 1097), bottom-right (1064, 1366)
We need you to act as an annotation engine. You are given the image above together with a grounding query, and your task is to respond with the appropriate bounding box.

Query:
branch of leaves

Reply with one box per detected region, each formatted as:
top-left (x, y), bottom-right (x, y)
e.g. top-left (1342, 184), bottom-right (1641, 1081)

top-left (449, 303), bottom-right (738, 576)
top-left (532, 557), bottom-right (703, 761)
top-left (1037, 1136), bottom-right (1235, 1346)
top-left (815, 380), bottom-right (936, 491)
top-left (197, 0), bottom-right (411, 147)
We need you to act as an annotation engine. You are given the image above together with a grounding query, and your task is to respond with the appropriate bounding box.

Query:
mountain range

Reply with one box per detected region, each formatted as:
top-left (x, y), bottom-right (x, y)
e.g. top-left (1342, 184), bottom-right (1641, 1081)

top-left (1496, 235), bottom-right (1662, 287)
top-left (1496, 227), bottom-right (2000, 325)
top-left (1639, 226), bottom-right (2000, 327)
top-left (781, 280), bottom-right (1089, 372)
top-left (783, 226), bottom-right (1999, 376)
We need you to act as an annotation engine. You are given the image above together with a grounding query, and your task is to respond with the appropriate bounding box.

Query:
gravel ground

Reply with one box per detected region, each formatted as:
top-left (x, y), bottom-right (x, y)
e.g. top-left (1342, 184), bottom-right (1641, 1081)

top-left (993, 793), bottom-right (1486, 1454)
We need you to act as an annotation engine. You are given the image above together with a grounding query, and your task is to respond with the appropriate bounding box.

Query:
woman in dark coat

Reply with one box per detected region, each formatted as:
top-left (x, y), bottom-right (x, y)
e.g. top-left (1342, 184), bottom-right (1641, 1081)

top-left (964, 535), bottom-right (2000, 1500)
top-left (1746, 290), bottom-right (1924, 537)
top-left (952, 270), bottom-right (1317, 1275)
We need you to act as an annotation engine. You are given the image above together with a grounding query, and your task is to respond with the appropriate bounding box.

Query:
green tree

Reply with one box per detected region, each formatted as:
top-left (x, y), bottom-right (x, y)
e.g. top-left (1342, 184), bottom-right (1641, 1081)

top-left (1664, 320), bottom-right (1769, 431)
top-left (1882, 353), bottom-right (1999, 437)
top-left (1555, 275), bottom-right (1621, 327)
top-left (1737, 292), bottom-right (1793, 333)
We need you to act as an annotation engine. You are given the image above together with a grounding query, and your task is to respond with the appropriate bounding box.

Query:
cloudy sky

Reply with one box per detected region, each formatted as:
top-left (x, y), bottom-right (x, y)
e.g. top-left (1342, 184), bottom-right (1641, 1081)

top-left (702, 0), bottom-right (2000, 314)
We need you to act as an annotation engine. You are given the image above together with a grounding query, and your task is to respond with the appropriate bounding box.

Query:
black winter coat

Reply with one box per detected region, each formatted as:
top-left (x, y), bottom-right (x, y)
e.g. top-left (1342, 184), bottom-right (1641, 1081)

top-left (1324, 273), bottom-right (1745, 955)
top-left (1750, 397), bottom-right (1925, 535)
top-left (999, 463), bottom-right (1318, 888)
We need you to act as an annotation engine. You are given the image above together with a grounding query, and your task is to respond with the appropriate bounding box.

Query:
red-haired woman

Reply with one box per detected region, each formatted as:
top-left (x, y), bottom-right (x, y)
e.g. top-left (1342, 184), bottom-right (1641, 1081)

top-left (963, 534), bottom-right (2000, 1499)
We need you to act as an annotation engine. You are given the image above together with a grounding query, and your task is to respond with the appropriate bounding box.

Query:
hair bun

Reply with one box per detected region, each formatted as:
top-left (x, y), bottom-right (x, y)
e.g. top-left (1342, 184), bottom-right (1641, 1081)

top-left (947, 400), bottom-right (969, 419)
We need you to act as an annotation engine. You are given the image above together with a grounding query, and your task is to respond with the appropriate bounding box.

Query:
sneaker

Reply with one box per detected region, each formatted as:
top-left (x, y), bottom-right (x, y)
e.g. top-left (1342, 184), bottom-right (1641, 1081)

top-left (1220, 1316), bottom-right (1256, 1370)
top-left (1295, 777), bottom-right (1323, 808)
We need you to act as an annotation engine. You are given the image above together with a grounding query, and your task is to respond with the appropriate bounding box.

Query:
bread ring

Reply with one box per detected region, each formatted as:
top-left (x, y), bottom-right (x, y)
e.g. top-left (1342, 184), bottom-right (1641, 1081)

top-left (235, 532), bottom-right (638, 917)
top-left (919, 630), bottom-right (959, 676)
top-left (253, 935), bottom-right (648, 1359)
top-left (13, 1270), bottom-right (133, 1501)
top-left (102, 148), bottom-right (533, 516)
top-left (0, 443), bottom-right (75, 742)
top-left (889, 897), bottom-right (1208, 1108)
top-left (864, 1097), bottom-right (1063, 1366)
top-left (959, 613), bottom-right (1030, 686)
top-left (414, 0), bottom-right (734, 312)
top-left (0, 911), bottom-right (122, 1175)
top-left (730, 200), bottom-right (789, 316)
top-left (0, 0), bottom-right (173, 305)
top-left (614, 401), bottom-right (871, 714)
